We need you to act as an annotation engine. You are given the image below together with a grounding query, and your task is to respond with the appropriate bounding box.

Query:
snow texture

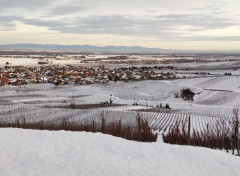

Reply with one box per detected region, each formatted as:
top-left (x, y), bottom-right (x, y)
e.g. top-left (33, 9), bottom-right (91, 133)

top-left (0, 128), bottom-right (239, 176)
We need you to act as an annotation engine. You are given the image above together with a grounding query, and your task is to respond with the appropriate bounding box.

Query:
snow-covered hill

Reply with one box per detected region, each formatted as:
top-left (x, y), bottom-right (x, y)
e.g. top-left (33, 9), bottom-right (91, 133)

top-left (0, 128), bottom-right (239, 176)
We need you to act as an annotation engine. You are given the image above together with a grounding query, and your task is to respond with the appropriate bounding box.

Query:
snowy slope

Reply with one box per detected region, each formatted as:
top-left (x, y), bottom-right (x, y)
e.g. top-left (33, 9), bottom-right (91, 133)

top-left (0, 128), bottom-right (239, 176)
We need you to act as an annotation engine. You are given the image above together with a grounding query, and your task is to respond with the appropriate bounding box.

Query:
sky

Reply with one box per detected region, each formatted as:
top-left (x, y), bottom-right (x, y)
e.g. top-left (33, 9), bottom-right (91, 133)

top-left (0, 0), bottom-right (240, 51)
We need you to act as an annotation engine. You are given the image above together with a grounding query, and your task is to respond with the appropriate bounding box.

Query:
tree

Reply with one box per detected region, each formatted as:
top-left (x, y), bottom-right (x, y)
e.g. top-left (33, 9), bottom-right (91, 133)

top-left (165, 103), bottom-right (170, 109)
top-left (181, 88), bottom-right (195, 101)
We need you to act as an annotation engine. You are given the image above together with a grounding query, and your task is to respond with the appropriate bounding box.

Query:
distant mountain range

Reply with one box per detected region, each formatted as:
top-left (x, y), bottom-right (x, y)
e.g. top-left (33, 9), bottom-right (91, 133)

top-left (0, 43), bottom-right (166, 52)
top-left (0, 43), bottom-right (239, 54)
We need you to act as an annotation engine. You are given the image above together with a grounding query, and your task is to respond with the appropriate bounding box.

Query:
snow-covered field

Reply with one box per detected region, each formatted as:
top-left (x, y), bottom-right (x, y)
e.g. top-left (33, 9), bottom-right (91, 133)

top-left (0, 57), bottom-right (83, 67)
top-left (1, 58), bottom-right (240, 175)
top-left (0, 128), bottom-right (239, 176)
top-left (1, 75), bottom-right (240, 133)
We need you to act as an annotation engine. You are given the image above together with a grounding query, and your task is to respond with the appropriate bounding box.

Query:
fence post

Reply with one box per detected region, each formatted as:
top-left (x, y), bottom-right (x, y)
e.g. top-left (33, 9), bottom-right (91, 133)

top-left (92, 120), bottom-right (95, 132)
top-left (16, 118), bottom-right (20, 128)
top-left (119, 119), bottom-right (122, 137)
top-left (236, 109), bottom-right (239, 155)
top-left (101, 113), bottom-right (105, 133)
top-left (233, 109), bottom-right (239, 155)
top-left (237, 118), bottom-right (239, 156)
top-left (187, 116), bottom-right (191, 145)
top-left (137, 113), bottom-right (142, 141)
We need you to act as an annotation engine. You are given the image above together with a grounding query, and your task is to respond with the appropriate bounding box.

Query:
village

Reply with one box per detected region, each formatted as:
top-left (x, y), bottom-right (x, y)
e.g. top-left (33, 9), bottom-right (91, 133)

top-left (0, 64), bottom-right (176, 86)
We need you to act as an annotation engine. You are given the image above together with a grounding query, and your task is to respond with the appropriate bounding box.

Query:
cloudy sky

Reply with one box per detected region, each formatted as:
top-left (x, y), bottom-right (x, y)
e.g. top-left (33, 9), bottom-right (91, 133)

top-left (0, 0), bottom-right (240, 50)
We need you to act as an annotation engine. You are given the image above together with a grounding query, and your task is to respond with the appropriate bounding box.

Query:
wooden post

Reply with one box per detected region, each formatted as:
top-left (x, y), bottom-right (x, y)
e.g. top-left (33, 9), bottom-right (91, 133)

top-left (137, 113), bottom-right (142, 141)
top-left (234, 109), bottom-right (240, 155)
top-left (16, 118), bottom-right (20, 128)
top-left (101, 113), bottom-right (105, 133)
top-left (187, 116), bottom-right (191, 145)
top-left (92, 120), bottom-right (95, 132)
top-left (119, 119), bottom-right (122, 137)
top-left (110, 94), bottom-right (113, 104)
top-left (233, 109), bottom-right (239, 155)
top-left (237, 118), bottom-right (239, 156)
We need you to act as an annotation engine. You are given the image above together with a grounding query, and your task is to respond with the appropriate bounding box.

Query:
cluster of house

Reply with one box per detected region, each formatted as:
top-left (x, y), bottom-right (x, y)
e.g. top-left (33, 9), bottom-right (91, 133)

top-left (0, 65), bottom-right (176, 86)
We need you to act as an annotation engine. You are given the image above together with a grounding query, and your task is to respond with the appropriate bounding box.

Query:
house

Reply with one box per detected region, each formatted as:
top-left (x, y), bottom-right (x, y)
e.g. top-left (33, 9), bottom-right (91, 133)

top-left (1, 78), bottom-right (9, 85)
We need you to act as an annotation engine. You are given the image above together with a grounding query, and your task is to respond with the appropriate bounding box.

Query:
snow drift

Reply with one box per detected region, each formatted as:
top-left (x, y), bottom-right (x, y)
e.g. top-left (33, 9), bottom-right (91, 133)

top-left (0, 128), bottom-right (239, 176)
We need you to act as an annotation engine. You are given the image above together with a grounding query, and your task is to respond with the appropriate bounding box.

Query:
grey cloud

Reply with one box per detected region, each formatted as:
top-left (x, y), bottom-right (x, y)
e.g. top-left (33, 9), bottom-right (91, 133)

top-left (22, 18), bottom-right (65, 28)
top-left (24, 13), bottom-right (239, 35)
top-left (2, 12), bottom-right (240, 41)
top-left (0, 16), bottom-right (21, 30)
top-left (0, 0), bottom-right (52, 8)
top-left (154, 14), bottom-right (237, 29)
top-left (183, 36), bottom-right (240, 42)
top-left (49, 5), bottom-right (85, 15)
top-left (22, 15), bottom-right (163, 37)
